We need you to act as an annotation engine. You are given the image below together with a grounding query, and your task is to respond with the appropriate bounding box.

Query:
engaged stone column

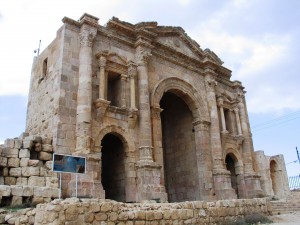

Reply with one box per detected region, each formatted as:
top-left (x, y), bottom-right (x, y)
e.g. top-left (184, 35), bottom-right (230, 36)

top-left (193, 120), bottom-right (214, 200)
top-left (128, 62), bottom-right (137, 110)
top-left (205, 73), bottom-right (236, 200)
top-left (136, 47), bottom-right (154, 162)
top-left (121, 74), bottom-right (127, 108)
top-left (217, 97), bottom-right (228, 133)
top-left (75, 23), bottom-right (97, 153)
top-left (233, 107), bottom-right (242, 135)
top-left (234, 82), bottom-right (262, 198)
top-left (98, 55), bottom-right (107, 100)
top-left (135, 46), bottom-right (167, 202)
top-left (205, 74), bottom-right (224, 170)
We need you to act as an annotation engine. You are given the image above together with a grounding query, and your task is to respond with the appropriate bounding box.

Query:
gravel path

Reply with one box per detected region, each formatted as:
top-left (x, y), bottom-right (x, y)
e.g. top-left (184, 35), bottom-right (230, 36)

top-left (265, 212), bottom-right (300, 224)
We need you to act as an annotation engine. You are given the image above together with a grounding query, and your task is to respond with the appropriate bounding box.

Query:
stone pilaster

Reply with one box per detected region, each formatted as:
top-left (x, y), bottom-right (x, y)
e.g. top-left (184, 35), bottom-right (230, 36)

top-left (193, 120), bottom-right (214, 200)
top-left (135, 45), bottom-right (167, 202)
top-left (217, 97), bottom-right (228, 133)
top-left (94, 52), bottom-right (110, 122)
top-left (234, 82), bottom-right (263, 198)
top-left (205, 73), bottom-right (236, 200)
top-left (120, 74), bottom-right (127, 108)
top-left (71, 13), bottom-right (105, 199)
top-left (128, 61), bottom-right (137, 110)
top-left (75, 19), bottom-right (97, 154)
top-left (233, 107), bottom-right (242, 136)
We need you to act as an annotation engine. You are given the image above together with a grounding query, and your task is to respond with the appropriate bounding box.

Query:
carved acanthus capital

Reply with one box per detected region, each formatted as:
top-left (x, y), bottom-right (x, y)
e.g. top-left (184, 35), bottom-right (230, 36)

top-left (128, 61), bottom-right (138, 78)
top-left (217, 97), bottom-right (224, 107)
top-left (136, 47), bottom-right (152, 66)
top-left (79, 25), bottom-right (97, 47)
top-left (205, 74), bottom-right (217, 92)
top-left (99, 56), bottom-right (107, 68)
top-left (233, 107), bottom-right (239, 114)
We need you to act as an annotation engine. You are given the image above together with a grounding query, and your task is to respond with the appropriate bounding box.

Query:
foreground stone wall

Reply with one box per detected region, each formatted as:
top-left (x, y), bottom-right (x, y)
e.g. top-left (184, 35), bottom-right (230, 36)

top-left (30, 198), bottom-right (270, 225)
top-left (0, 135), bottom-right (59, 206)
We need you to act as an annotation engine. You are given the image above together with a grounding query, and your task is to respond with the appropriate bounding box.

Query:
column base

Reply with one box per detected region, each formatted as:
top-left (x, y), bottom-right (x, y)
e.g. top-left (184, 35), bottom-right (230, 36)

top-left (213, 168), bottom-right (237, 200)
top-left (68, 152), bottom-right (104, 198)
top-left (136, 160), bottom-right (168, 202)
top-left (244, 173), bottom-right (263, 198)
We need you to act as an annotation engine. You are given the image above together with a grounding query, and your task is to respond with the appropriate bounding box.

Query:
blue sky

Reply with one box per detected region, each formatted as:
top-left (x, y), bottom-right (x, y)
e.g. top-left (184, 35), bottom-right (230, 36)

top-left (0, 0), bottom-right (300, 176)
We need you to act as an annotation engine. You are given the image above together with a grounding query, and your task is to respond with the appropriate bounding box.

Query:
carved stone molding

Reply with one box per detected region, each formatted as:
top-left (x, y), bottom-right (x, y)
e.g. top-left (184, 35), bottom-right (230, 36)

top-left (192, 120), bottom-right (211, 131)
top-left (94, 98), bottom-right (110, 121)
top-left (79, 24), bottom-right (97, 47)
top-left (221, 132), bottom-right (245, 149)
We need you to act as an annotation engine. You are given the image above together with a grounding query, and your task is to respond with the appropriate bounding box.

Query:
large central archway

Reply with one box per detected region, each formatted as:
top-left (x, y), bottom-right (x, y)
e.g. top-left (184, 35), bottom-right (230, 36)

top-left (160, 92), bottom-right (199, 202)
top-left (101, 133), bottom-right (126, 202)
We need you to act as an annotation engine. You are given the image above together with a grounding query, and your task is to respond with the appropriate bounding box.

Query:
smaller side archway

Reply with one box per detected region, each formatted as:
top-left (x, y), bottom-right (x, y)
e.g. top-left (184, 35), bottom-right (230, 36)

top-left (96, 125), bottom-right (137, 202)
top-left (225, 150), bottom-right (245, 199)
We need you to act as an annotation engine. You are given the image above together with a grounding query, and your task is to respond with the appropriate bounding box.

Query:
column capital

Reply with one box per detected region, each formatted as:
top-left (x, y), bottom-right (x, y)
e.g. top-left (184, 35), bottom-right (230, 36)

top-left (96, 51), bottom-right (108, 67)
top-left (217, 97), bottom-right (224, 107)
top-left (79, 24), bottom-right (97, 47)
top-left (136, 47), bottom-right (152, 66)
top-left (128, 61), bottom-right (138, 78)
top-left (205, 74), bottom-right (217, 92)
top-left (233, 107), bottom-right (239, 113)
top-left (120, 74), bottom-right (127, 80)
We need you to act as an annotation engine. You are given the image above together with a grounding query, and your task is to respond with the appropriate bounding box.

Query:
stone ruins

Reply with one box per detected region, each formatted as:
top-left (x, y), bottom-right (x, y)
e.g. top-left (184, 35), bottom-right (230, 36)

top-left (0, 13), bottom-right (290, 208)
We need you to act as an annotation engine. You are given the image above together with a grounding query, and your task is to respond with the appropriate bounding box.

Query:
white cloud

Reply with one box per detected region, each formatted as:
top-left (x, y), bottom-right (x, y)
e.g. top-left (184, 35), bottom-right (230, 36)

top-left (178, 0), bottom-right (191, 6)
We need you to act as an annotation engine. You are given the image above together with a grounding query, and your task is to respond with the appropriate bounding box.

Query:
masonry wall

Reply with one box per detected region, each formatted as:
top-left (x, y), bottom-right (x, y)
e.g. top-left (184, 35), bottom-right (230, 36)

top-left (0, 135), bottom-right (59, 207)
top-left (31, 198), bottom-right (270, 225)
top-left (26, 27), bottom-right (64, 140)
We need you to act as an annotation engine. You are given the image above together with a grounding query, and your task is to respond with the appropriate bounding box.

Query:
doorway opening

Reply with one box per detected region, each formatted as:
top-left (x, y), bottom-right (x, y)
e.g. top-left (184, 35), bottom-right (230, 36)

top-left (225, 154), bottom-right (239, 197)
top-left (160, 92), bottom-right (199, 202)
top-left (101, 133), bottom-right (126, 202)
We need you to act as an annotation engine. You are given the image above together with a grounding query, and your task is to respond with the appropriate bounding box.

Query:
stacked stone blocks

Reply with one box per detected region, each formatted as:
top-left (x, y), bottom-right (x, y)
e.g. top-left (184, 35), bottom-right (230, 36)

top-left (0, 135), bottom-right (59, 206)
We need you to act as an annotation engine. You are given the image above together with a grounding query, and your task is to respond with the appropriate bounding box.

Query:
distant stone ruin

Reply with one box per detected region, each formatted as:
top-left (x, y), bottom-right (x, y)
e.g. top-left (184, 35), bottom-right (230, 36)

top-left (0, 13), bottom-right (290, 208)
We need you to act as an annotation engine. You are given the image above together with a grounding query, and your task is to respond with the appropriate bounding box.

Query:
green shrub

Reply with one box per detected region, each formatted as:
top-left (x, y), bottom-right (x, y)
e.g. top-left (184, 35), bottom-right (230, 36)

top-left (244, 213), bottom-right (273, 224)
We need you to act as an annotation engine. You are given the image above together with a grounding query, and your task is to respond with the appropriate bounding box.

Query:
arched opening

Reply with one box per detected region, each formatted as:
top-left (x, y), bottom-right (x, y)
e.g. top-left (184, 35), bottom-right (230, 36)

top-left (270, 160), bottom-right (280, 196)
top-left (160, 92), bottom-right (199, 202)
top-left (101, 133), bottom-right (126, 202)
top-left (225, 154), bottom-right (239, 197)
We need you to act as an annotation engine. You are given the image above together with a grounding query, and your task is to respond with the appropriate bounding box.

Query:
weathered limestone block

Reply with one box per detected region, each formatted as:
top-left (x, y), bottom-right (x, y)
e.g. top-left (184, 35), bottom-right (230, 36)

top-left (28, 160), bottom-right (41, 167)
top-left (19, 149), bottom-right (31, 158)
top-left (16, 177), bottom-right (28, 185)
top-left (0, 185), bottom-right (11, 196)
top-left (2, 148), bottom-right (19, 158)
top-left (0, 157), bottom-right (7, 167)
top-left (23, 186), bottom-right (34, 196)
top-left (7, 158), bottom-right (20, 167)
top-left (4, 139), bottom-right (15, 148)
top-left (11, 185), bottom-right (23, 196)
top-left (11, 196), bottom-right (23, 206)
top-left (42, 144), bottom-right (53, 153)
top-left (2, 167), bottom-right (8, 176)
top-left (0, 177), bottom-right (4, 185)
top-left (5, 177), bottom-right (16, 185)
top-left (9, 167), bottom-right (22, 177)
top-left (95, 212), bottom-right (108, 221)
top-left (14, 139), bottom-right (22, 149)
top-left (20, 158), bottom-right (29, 167)
top-left (101, 202), bottom-right (114, 212)
top-left (42, 138), bottom-right (52, 145)
top-left (39, 152), bottom-right (52, 161)
top-left (22, 166), bottom-right (40, 177)
top-left (34, 187), bottom-right (59, 198)
top-left (28, 176), bottom-right (45, 187)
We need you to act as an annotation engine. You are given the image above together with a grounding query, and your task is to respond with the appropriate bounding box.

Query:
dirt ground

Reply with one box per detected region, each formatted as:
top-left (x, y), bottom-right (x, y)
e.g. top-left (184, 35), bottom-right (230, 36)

top-left (264, 212), bottom-right (300, 224)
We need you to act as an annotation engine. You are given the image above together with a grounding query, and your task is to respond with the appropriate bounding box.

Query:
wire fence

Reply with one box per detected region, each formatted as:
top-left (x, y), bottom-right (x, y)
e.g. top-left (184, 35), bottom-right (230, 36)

top-left (289, 175), bottom-right (300, 190)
